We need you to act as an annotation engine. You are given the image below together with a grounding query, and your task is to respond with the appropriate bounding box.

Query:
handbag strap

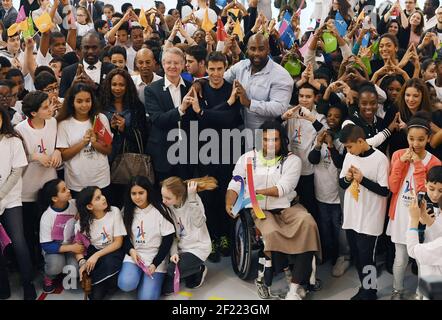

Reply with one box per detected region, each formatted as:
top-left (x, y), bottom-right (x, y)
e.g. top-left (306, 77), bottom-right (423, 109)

top-left (133, 129), bottom-right (144, 154)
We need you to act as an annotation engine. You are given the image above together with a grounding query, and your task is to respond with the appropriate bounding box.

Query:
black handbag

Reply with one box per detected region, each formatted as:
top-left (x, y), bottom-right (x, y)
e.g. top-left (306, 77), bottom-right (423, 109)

top-left (110, 129), bottom-right (155, 185)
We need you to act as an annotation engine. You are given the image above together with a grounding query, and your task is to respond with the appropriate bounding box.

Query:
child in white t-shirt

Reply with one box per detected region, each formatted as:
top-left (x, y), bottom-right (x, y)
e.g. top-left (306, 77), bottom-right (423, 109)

top-left (38, 178), bottom-right (83, 294)
top-left (15, 91), bottom-right (61, 266)
top-left (56, 83), bottom-right (112, 198)
top-left (161, 176), bottom-right (215, 294)
top-left (308, 105), bottom-right (345, 267)
top-left (339, 124), bottom-right (390, 300)
top-left (118, 176), bottom-right (175, 300)
top-left (0, 108), bottom-right (36, 300)
top-left (75, 186), bottom-right (126, 300)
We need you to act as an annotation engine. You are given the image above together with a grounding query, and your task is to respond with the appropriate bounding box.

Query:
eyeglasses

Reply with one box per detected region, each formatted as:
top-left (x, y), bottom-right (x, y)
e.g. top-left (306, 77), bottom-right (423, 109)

top-left (0, 94), bottom-right (14, 100)
top-left (43, 86), bottom-right (59, 93)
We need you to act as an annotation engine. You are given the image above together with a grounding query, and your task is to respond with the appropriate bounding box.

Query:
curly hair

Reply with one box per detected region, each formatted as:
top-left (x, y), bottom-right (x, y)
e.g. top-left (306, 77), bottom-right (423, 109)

top-left (99, 68), bottom-right (143, 112)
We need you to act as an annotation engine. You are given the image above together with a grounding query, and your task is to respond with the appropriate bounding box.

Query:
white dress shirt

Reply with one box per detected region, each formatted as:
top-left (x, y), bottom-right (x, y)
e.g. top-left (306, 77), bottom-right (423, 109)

top-left (83, 60), bottom-right (102, 84)
top-left (132, 73), bottom-right (162, 105)
top-left (164, 76), bottom-right (186, 113)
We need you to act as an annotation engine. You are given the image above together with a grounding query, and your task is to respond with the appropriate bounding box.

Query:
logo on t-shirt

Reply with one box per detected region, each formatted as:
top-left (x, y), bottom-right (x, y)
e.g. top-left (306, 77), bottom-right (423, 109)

top-left (401, 178), bottom-right (415, 208)
top-left (100, 227), bottom-right (112, 246)
top-left (293, 127), bottom-right (302, 145)
top-left (135, 221), bottom-right (146, 244)
top-left (177, 217), bottom-right (186, 238)
top-left (322, 148), bottom-right (332, 167)
top-left (37, 138), bottom-right (47, 154)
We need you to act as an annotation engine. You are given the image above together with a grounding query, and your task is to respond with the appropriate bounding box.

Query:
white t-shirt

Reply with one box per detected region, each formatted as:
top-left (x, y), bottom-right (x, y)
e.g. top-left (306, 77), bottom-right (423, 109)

top-left (56, 114), bottom-right (111, 192)
top-left (287, 108), bottom-right (327, 176)
top-left (75, 206), bottom-right (127, 250)
top-left (427, 79), bottom-right (442, 102)
top-left (123, 205), bottom-right (175, 273)
top-left (76, 22), bottom-right (95, 37)
top-left (340, 149), bottom-right (389, 236)
top-left (0, 136), bottom-right (28, 215)
top-left (170, 194), bottom-right (211, 261)
top-left (387, 152), bottom-right (433, 244)
top-left (425, 206), bottom-right (442, 243)
top-left (313, 139), bottom-right (344, 204)
top-left (39, 199), bottom-right (77, 244)
top-left (36, 44), bottom-right (73, 67)
top-left (15, 118), bottom-right (58, 202)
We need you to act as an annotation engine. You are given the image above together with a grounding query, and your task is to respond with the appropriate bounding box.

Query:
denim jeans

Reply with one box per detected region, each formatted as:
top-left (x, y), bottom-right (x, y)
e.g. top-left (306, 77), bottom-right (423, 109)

top-left (0, 206), bottom-right (34, 285)
top-left (317, 201), bottom-right (342, 263)
top-left (118, 261), bottom-right (166, 300)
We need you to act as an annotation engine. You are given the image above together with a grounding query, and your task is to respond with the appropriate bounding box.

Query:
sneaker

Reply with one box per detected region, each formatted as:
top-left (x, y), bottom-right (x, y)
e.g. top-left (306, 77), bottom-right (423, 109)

top-left (23, 283), bottom-right (37, 300)
top-left (284, 268), bottom-right (292, 285)
top-left (390, 289), bottom-right (404, 300)
top-left (297, 285), bottom-right (307, 299)
top-left (219, 236), bottom-right (231, 257)
top-left (188, 265), bottom-right (207, 289)
top-left (285, 283), bottom-right (302, 300)
top-left (332, 256), bottom-right (351, 277)
top-left (43, 276), bottom-right (55, 294)
top-left (208, 240), bottom-right (221, 263)
top-left (255, 279), bottom-right (271, 299)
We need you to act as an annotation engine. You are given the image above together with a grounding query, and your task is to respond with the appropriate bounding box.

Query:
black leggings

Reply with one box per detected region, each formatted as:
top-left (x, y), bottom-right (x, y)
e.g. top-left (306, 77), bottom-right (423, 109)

top-left (22, 202), bottom-right (42, 267)
top-left (88, 274), bottom-right (119, 300)
top-left (288, 252), bottom-right (314, 285)
top-left (0, 206), bottom-right (34, 286)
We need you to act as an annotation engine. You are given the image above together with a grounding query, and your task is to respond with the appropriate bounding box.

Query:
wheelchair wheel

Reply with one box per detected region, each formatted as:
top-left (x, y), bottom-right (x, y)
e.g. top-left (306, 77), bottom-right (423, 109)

top-left (231, 210), bottom-right (260, 280)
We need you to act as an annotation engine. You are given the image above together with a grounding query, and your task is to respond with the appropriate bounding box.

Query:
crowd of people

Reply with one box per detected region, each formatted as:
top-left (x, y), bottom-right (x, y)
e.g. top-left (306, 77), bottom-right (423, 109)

top-left (1, 0), bottom-right (442, 301)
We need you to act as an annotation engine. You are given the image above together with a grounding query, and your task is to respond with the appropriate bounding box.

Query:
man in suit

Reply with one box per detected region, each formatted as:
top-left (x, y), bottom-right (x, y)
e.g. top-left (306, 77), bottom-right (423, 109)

top-left (144, 47), bottom-right (197, 183)
top-left (84, 0), bottom-right (103, 22)
top-left (59, 31), bottom-right (114, 97)
top-left (0, 0), bottom-right (18, 29)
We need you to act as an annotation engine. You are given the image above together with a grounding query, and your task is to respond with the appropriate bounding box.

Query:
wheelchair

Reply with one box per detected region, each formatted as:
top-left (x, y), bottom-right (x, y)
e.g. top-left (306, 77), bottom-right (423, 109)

top-left (231, 208), bottom-right (322, 299)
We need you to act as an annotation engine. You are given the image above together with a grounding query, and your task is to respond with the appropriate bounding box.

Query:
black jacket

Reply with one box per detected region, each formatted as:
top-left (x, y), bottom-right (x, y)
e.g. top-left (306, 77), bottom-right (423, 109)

top-left (59, 62), bottom-right (115, 98)
top-left (144, 78), bottom-right (195, 173)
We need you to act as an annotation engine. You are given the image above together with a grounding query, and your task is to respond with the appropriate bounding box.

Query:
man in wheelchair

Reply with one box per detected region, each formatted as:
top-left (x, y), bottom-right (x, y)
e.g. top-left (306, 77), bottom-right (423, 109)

top-left (225, 121), bottom-right (322, 300)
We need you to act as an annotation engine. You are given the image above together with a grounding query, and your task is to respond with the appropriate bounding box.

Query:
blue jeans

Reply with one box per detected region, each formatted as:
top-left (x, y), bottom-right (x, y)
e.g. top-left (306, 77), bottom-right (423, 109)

top-left (317, 202), bottom-right (342, 263)
top-left (118, 261), bottom-right (165, 300)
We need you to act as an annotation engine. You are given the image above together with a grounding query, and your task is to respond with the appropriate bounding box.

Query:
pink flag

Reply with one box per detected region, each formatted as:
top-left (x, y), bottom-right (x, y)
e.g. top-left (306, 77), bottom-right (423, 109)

top-left (299, 33), bottom-right (313, 57)
top-left (51, 214), bottom-right (74, 241)
top-left (0, 223), bottom-right (12, 254)
top-left (16, 5), bottom-right (26, 23)
top-left (137, 259), bottom-right (154, 279)
top-left (74, 231), bottom-right (90, 255)
top-left (173, 264), bottom-right (180, 293)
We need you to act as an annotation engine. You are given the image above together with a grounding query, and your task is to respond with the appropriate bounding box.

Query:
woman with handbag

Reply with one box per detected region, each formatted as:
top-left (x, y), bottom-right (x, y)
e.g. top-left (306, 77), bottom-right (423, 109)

top-left (101, 69), bottom-right (149, 208)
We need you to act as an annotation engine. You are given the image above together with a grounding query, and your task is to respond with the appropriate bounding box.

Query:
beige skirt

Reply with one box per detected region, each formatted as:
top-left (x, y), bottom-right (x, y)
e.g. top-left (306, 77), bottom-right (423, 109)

top-left (253, 204), bottom-right (322, 259)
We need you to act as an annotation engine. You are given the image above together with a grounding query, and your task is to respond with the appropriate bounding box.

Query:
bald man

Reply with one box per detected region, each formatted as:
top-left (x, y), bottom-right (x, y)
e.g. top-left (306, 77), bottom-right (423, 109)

top-left (132, 48), bottom-right (163, 106)
top-left (223, 33), bottom-right (293, 130)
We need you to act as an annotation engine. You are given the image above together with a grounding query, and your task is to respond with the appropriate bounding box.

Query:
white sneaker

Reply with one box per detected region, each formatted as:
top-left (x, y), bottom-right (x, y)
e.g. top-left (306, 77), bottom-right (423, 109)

top-left (297, 286), bottom-right (307, 299)
top-left (285, 283), bottom-right (302, 300)
top-left (332, 256), bottom-right (351, 277)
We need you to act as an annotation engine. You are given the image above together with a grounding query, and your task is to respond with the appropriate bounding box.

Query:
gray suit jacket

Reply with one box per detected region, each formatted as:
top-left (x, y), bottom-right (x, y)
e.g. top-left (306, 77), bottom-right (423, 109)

top-left (0, 7), bottom-right (18, 29)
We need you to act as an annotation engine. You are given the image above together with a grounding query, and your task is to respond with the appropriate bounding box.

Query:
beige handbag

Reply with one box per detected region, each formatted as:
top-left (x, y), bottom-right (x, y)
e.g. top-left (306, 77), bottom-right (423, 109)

top-left (110, 129), bottom-right (155, 185)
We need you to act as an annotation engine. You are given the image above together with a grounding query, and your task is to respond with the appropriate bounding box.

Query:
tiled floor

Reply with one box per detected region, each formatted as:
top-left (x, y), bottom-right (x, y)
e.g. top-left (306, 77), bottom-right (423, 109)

top-left (4, 256), bottom-right (418, 300)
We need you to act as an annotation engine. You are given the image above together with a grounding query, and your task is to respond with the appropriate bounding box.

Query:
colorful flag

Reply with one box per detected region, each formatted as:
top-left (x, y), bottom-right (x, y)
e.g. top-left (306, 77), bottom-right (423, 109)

top-left (201, 8), bottom-right (214, 32)
top-left (7, 23), bottom-right (19, 37)
top-left (216, 17), bottom-right (228, 42)
top-left (232, 20), bottom-right (244, 41)
top-left (299, 33), bottom-right (313, 56)
top-left (322, 31), bottom-right (338, 53)
top-left (279, 11), bottom-right (296, 49)
top-left (139, 7), bottom-right (148, 29)
top-left (34, 12), bottom-right (53, 33)
top-left (361, 32), bottom-right (370, 48)
top-left (334, 12), bottom-right (348, 37)
top-left (246, 158), bottom-right (266, 220)
top-left (16, 5), bottom-right (26, 23)
top-left (295, 0), bottom-right (305, 16)
top-left (0, 223), bottom-right (12, 254)
top-left (231, 175), bottom-right (264, 217)
top-left (93, 116), bottom-right (113, 145)
top-left (174, 264), bottom-right (180, 293)
top-left (360, 56), bottom-right (372, 76)
top-left (22, 17), bottom-right (36, 38)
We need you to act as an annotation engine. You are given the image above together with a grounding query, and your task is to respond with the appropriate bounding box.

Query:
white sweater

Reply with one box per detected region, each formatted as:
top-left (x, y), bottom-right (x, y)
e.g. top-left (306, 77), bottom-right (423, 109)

top-left (228, 150), bottom-right (302, 210)
top-left (169, 194), bottom-right (211, 262)
top-left (407, 230), bottom-right (442, 279)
